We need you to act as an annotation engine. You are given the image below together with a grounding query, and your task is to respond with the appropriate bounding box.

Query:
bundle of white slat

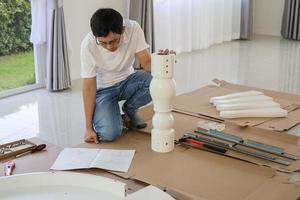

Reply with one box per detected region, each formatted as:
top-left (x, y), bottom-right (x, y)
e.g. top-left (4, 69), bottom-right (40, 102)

top-left (220, 108), bottom-right (287, 119)
top-left (210, 91), bottom-right (287, 119)
top-left (210, 90), bottom-right (263, 103)
top-left (213, 95), bottom-right (273, 106)
top-left (216, 101), bottom-right (280, 111)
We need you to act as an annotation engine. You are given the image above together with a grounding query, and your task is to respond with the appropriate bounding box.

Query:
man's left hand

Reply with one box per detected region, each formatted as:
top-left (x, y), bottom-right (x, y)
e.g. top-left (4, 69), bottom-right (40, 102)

top-left (158, 49), bottom-right (176, 55)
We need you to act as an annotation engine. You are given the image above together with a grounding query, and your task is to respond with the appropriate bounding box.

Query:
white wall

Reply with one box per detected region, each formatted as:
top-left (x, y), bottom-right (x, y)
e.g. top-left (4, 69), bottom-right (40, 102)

top-left (253, 0), bottom-right (285, 36)
top-left (63, 0), bottom-right (128, 80)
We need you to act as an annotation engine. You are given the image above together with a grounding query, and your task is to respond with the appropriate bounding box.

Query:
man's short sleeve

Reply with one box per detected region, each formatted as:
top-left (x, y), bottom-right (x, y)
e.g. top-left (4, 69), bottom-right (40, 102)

top-left (80, 40), bottom-right (96, 78)
top-left (135, 23), bottom-right (150, 53)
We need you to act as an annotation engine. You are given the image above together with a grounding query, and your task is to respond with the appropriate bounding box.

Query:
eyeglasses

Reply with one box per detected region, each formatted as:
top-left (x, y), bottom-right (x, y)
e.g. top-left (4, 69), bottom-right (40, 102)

top-left (95, 36), bottom-right (121, 47)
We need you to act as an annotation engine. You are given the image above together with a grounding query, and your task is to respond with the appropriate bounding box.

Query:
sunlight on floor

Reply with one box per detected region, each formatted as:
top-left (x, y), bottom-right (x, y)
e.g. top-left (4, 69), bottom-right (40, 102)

top-left (0, 103), bottom-right (39, 143)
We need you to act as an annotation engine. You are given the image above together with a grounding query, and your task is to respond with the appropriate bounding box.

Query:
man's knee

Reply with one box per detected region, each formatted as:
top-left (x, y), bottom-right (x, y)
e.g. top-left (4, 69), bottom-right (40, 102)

top-left (135, 70), bottom-right (152, 86)
top-left (94, 123), bottom-right (123, 142)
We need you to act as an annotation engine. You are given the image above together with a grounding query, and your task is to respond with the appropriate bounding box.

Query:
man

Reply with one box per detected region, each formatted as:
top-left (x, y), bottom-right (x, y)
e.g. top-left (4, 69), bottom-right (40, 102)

top-left (80, 8), bottom-right (153, 143)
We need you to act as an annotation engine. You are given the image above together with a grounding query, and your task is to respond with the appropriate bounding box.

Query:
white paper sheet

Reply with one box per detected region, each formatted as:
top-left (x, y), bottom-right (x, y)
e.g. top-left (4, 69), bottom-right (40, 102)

top-left (51, 148), bottom-right (135, 172)
top-left (91, 149), bottom-right (136, 172)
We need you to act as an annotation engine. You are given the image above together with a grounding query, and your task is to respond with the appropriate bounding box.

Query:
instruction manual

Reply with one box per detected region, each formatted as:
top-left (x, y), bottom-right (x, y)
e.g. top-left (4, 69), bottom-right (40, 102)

top-left (51, 148), bottom-right (135, 172)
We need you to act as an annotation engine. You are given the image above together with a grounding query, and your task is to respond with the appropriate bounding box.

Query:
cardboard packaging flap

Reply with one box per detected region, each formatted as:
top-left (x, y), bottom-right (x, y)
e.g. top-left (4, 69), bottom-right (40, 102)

top-left (172, 79), bottom-right (300, 131)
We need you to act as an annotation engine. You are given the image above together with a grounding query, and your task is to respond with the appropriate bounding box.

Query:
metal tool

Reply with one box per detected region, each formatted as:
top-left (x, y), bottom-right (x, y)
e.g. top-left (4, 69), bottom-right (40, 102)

top-left (184, 133), bottom-right (291, 166)
top-left (0, 140), bottom-right (26, 154)
top-left (195, 128), bottom-right (298, 161)
top-left (244, 139), bottom-right (298, 160)
top-left (177, 137), bottom-right (227, 154)
top-left (15, 144), bottom-right (46, 158)
top-left (0, 139), bottom-right (37, 161)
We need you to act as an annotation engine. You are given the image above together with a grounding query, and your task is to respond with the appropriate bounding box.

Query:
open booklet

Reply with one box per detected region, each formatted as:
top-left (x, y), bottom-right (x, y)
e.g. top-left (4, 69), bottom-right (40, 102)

top-left (51, 148), bottom-right (135, 173)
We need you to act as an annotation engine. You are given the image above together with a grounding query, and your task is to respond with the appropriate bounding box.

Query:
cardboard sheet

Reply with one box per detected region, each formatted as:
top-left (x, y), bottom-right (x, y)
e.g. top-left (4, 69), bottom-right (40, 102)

top-left (172, 79), bottom-right (300, 131)
top-left (0, 138), bottom-right (148, 196)
top-left (0, 138), bottom-right (62, 174)
top-left (139, 109), bottom-right (300, 173)
top-left (75, 102), bottom-right (300, 199)
top-left (77, 131), bottom-right (300, 200)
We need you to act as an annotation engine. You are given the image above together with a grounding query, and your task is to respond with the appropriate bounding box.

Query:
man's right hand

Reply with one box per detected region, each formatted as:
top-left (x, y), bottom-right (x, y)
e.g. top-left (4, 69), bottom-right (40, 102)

top-left (84, 129), bottom-right (99, 144)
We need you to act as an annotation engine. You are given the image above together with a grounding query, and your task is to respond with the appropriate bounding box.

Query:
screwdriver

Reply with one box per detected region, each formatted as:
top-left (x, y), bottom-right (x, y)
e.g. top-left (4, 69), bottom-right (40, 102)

top-left (180, 138), bottom-right (227, 154)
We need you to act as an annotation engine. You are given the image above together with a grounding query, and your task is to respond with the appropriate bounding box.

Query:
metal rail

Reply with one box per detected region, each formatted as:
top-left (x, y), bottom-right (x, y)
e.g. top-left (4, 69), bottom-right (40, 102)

top-left (194, 129), bottom-right (298, 161)
top-left (182, 133), bottom-right (291, 166)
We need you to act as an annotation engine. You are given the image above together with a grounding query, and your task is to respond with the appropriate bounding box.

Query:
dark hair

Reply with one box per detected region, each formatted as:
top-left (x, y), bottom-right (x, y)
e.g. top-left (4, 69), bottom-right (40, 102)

top-left (90, 8), bottom-right (123, 37)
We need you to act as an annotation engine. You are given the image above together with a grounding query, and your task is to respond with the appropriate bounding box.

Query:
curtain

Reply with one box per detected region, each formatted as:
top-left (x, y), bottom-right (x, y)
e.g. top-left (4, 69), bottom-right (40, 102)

top-left (129, 0), bottom-right (155, 53)
top-left (240, 0), bottom-right (253, 39)
top-left (129, 0), bottom-right (154, 69)
top-left (46, 0), bottom-right (71, 91)
top-left (281, 0), bottom-right (300, 40)
top-left (153, 0), bottom-right (242, 54)
top-left (30, 0), bottom-right (71, 91)
top-left (279, 39), bottom-right (300, 94)
top-left (30, 0), bottom-right (47, 44)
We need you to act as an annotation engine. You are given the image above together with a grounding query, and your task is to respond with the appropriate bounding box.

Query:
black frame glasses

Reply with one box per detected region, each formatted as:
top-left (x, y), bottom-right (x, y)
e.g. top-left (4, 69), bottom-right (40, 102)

top-left (95, 36), bottom-right (122, 47)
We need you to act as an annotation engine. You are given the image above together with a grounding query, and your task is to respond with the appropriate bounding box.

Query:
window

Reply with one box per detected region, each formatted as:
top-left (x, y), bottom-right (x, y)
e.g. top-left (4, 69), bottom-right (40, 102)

top-left (0, 0), bottom-right (44, 98)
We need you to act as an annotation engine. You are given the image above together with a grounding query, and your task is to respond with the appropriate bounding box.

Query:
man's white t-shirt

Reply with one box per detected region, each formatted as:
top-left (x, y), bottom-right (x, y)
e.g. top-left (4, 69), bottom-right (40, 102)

top-left (80, 19), bottom-right (149, 89)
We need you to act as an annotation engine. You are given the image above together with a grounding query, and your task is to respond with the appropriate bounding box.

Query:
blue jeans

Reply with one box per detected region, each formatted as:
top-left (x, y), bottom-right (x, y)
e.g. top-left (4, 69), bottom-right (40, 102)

top-left (93, 70), bottom-right (152, 141)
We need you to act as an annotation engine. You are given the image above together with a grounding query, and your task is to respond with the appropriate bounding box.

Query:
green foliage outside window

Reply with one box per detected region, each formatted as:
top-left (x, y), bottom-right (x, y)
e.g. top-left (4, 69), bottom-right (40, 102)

top-left (0, 0), bottom-right (32, 56)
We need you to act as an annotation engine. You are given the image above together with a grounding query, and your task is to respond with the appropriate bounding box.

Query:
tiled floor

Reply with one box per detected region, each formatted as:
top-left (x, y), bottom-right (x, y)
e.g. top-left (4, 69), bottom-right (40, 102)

top-left (0, 35), bottom-right (300, 147)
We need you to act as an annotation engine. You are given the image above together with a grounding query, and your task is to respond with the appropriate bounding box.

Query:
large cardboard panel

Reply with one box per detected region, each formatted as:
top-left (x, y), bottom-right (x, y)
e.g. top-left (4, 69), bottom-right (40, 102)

top-left (172, 80), bottom-right (300, 131)
top-left (77, 131), bottom-right (300, 200)
top-left (139, 109), bottom-right (300, 172)
top-left (255, 109), bottom-right (300, 131)
top-left (131, 147), bottom-right (275, 200)
top-left (243, 175), bottom-right (300, 200)
top-left (0, 138), bottom-right (148, 196)
top-left (75, 103), bottom-right (300, 199)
